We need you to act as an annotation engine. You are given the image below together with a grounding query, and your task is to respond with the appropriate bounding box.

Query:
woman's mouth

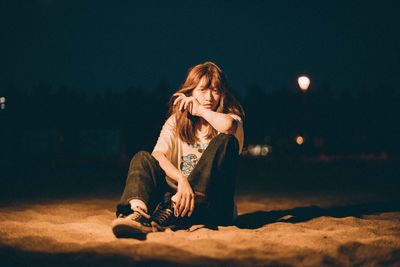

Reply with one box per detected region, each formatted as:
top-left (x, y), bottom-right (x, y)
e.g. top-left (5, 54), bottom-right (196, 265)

top-left (203, 103), bottom-right (213, 109)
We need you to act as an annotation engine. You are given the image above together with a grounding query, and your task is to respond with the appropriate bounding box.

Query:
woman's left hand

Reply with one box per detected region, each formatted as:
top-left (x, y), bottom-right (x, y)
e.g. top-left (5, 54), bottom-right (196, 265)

top-left (173, 93), bottom-right (202, 116)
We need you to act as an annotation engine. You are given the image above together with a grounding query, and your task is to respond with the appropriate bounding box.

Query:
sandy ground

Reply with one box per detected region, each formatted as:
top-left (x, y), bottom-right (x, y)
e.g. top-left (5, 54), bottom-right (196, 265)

top-left (0, 193), bottom-right (399, 267)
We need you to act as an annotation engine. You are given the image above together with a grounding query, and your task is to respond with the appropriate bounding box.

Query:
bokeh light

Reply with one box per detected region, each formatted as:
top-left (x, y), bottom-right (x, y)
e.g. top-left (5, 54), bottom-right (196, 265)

top-left (245, 144), bottom-right (271, 157)
top-left (297, 76), bottom-right (310, 91)
top-left (296, 135), bottom-right (304, 145)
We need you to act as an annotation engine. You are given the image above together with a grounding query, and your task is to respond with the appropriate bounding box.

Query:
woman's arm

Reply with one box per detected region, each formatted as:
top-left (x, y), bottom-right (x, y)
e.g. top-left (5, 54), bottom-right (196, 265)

top-left (198, 106), bottom-right (238, 134)
top-left (151, 151), bottom-right (195, 217)
top-left (173, 93), bottom-right (238, 134)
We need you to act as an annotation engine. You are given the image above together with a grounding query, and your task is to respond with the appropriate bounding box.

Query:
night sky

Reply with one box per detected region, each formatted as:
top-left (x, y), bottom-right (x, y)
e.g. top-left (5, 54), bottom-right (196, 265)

top-left (1, 0), bottom-right (399, 97)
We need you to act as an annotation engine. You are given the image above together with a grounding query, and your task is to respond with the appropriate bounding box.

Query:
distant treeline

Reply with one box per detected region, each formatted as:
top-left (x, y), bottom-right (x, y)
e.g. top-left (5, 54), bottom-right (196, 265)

top-left (1, 82), bottom-right (399, 162)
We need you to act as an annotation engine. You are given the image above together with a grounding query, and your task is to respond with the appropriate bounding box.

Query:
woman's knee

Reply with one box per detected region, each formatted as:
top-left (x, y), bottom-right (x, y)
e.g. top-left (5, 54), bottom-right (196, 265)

top-left (130, 150), bottom-right (154, 167)
top-left (217, 134), bottom-right (239, 152)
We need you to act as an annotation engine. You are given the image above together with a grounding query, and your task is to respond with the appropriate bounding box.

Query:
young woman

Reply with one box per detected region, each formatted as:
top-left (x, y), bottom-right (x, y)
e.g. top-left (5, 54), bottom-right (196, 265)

top-left (112, 61), bottom-right (244, 238)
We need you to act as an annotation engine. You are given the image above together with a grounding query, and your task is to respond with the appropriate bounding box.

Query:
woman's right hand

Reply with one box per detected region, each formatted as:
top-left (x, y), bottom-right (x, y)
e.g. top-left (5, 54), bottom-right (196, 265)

top-left (173, 175), bottom-right (195, 217)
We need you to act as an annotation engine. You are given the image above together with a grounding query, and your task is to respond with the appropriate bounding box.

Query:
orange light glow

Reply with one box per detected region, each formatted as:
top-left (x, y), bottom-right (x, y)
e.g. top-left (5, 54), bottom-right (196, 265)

top-left (296, 136), bottom-right (304, 145)
top-left (297, 76), bottom-right (310, 91)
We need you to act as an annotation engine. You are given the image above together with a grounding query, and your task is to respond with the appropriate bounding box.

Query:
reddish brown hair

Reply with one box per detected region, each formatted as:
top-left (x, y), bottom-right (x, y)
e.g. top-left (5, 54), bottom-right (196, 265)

top-left (168, 61), bottom-right (244, 144)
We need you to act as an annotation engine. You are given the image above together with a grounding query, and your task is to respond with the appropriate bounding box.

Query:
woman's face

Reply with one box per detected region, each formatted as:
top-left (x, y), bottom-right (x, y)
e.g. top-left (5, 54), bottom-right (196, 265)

top-left (192, 77), bottom-right (221, 111)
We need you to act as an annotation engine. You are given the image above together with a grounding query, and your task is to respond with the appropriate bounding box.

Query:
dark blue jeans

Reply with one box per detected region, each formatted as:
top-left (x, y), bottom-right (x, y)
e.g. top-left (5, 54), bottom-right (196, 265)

top-left (116, 134), bottom-right (239, 225)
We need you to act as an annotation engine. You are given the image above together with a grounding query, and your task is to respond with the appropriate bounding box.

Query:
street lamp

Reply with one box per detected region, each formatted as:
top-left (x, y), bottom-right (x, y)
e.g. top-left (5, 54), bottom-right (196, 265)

top-left (297, 76), bottom-right (310, 92)
top-left (296, 135), bottom-right (304, 145)
top-left (296, 75), bottom-right (311, 155)
top-left (0, 96), bottom-right (5, 110)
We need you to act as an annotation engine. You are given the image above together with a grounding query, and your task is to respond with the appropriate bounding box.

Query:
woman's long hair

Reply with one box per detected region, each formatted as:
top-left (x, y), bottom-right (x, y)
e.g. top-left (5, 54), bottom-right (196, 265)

top-left (167, 61), bottom-right (244, 144)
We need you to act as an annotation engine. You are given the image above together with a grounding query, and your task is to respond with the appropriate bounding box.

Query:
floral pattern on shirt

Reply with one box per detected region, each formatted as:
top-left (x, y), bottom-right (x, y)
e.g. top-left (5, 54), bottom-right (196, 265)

top-left (189, 143), bottom-right (209, 153)
top-left (180, 154), bottom-right (198, 176)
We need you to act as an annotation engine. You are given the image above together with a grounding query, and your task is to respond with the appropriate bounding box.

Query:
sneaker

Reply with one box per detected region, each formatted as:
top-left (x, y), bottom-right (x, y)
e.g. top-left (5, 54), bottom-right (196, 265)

top-left (111, 207), bottom-right (153, 238)
top-left (150, 192), bottom-right (180, 231)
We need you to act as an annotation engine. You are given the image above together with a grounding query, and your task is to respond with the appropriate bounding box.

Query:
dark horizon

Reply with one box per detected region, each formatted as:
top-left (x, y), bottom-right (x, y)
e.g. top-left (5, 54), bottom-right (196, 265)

top-left (1, 83), bottom-right (399, 164)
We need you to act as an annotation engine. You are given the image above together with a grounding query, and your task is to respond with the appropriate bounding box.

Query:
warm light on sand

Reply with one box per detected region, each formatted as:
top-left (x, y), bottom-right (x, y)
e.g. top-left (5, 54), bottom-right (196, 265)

top-left (296, 135), bottom-right (304, 145)
top-left (297, 76), bottom-right (310, 91)
top-left (0, 196), bottom-right (398, 266)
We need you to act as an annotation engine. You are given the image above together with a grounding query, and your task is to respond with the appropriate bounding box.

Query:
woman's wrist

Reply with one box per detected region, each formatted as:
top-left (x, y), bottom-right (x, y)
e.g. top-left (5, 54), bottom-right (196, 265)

top-left (177, 174), bottom-right (187, 182)
top-left (197, 105), bottom-right (210, 117)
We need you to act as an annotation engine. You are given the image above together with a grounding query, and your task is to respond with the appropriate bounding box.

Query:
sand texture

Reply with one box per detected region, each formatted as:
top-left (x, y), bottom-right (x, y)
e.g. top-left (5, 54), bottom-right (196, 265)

top-left (0, 194), bottom-right (399, 266)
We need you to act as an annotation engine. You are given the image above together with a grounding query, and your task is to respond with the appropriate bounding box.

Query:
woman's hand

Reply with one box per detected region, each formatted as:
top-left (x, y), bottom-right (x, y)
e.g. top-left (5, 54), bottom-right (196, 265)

top-left (173, 93), bottom-right (202, 116)
top-left (173, 175), bottom-right (195, 217)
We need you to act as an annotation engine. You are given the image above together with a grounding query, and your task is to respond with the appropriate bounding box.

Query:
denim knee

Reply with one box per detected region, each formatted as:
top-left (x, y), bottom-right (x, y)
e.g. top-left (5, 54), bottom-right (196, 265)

top-left (130, 150), bottom-right (153, 167)
top-left (216, 134), bottom-right (239, 153)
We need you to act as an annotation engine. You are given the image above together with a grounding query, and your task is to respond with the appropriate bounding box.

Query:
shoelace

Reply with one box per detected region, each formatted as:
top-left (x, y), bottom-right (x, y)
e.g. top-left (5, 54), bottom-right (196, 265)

top-left (127, 207), bottom-right (151, 220)
top-left (152, 205), bottom-right (173, 225)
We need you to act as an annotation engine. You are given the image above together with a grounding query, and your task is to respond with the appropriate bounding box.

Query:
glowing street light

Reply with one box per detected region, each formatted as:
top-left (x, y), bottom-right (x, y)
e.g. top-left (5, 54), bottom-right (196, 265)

top-left (297, 76), bottom-right (310, 92)
top-left (0, 96), bottom-right (5, 110)
top-left (296, 135), bottom-right (304, 145)
top-left (245, 144), bottom-right (271, 157)
top-left (296, 76), bottom-right (310, 153)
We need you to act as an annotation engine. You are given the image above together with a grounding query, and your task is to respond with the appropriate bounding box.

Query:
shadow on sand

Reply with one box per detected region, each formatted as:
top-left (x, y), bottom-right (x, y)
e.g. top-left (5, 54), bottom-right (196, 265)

top-left (0, 243), bottom-right (225, 267)
top-left (235, 200), bottom-right (400, 229)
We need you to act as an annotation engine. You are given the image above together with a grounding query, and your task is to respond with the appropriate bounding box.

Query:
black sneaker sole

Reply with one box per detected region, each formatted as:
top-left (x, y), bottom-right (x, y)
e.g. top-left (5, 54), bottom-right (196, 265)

top-left (151, 221), bottom-right (176, 232)
top-left (112, 218), bottom-right (153, 238)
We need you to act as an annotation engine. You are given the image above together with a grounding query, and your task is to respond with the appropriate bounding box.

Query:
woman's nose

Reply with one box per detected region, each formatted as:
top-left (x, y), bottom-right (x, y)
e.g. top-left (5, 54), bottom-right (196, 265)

top-left (205, 90), bottom-right (213, 100)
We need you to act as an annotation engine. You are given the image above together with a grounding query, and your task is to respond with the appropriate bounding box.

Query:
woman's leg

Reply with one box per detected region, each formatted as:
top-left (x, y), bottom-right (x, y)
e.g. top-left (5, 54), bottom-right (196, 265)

top-left (187, 134), bottom-right (239, 225)
top-left (116, 151), bottom-right (170, 217)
